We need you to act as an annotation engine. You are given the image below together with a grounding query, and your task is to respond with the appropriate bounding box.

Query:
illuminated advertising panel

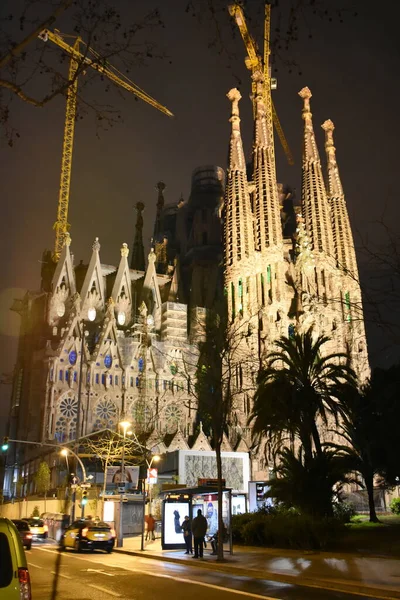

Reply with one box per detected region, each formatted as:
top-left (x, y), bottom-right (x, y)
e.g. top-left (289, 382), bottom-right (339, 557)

top-left (163, 502), bottom-right (190, 546)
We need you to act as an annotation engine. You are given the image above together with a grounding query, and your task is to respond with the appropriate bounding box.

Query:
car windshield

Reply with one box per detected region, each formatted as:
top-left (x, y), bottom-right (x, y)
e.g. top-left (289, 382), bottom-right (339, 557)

top-left (70, 520), bottom-right (110, 530)
top-left (90, 521), bottom-right (110, 529)
top-left (12, 520), bottom-right (30, 531)
top-left (25, 519), bottom-right (44, 527)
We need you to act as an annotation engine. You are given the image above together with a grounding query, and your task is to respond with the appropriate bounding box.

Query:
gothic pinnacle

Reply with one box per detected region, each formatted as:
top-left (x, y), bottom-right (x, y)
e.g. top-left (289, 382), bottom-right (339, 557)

top-left (227, 88), bottom-right (245, 171)
top-left (224, 87), bottom-right (254, 267)
top-left (299, 86), bottom-right (312, 120)
top-left (130, 202), bottom-right (145, 271)
top-left (322, 119), bottom-right (357, 274)
top-left (299, 87), bottom-right (334, 256)
top-left (322, 119), bottom-right (343, 197)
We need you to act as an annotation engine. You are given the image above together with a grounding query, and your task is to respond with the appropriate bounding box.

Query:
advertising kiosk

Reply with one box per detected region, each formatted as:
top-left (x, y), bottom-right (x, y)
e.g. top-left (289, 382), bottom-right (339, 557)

top-left (161, 484), bottom-right (233, 553)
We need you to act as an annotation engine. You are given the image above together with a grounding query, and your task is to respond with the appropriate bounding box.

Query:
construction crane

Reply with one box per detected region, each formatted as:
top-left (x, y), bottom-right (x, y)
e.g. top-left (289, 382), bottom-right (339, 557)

top-left (228, 3), bottom-right (294, 166)
top-left (39, 29), bottom-right (174, 261)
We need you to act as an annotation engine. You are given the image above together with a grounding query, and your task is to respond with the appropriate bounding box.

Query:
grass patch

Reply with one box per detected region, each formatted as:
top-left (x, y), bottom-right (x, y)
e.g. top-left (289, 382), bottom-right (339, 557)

top-left (331, 513), bottom-right (400, 557)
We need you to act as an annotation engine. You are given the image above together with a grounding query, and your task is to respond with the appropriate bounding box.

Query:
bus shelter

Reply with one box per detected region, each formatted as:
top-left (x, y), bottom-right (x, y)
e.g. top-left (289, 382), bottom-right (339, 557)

top-left (160, 486), bottom-right (233, 553)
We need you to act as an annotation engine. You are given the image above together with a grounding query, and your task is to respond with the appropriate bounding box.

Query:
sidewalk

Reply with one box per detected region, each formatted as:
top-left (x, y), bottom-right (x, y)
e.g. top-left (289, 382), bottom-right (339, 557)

top-left (114, 535), bottom-right (400, 599)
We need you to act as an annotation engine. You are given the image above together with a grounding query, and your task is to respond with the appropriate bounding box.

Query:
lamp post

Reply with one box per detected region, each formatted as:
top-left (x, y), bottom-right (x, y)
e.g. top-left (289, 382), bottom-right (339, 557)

top-left (60, 447), bottom-right (91, 519)
top-left (117, 419), bottom-right (131, 548)
top-left (140, 453), bottom-right (160, 551)
top-left (71, 309), bottom-right (95, 522)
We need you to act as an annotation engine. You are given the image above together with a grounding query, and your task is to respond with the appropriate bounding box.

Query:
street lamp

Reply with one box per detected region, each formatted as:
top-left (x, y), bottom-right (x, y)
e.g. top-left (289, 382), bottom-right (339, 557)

top-left (117, 419), bottom-right (131, 548)
top-left (71, 308), bottom-right (95, 522)
top-left (60, 447), bottom-right (90, 519)
top-left (141, 453), bottom-right (160, 551)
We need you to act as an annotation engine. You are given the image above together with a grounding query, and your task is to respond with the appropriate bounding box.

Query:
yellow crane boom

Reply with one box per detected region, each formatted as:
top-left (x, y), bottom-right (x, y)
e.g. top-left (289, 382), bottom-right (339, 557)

top-left (39, 29), bottom-right (173, 261)
top-left (228, 4), bottom-right (294, 166)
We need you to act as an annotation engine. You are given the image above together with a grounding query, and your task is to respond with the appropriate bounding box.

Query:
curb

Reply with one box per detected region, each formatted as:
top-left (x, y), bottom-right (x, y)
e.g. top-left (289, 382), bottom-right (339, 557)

top-left (114, 548), bottom-right (400, 599)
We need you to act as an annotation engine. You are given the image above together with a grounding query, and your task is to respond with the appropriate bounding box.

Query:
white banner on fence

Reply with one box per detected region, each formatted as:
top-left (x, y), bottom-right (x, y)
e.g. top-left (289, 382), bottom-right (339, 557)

top-left (106, 466), bottom-right (139, 488)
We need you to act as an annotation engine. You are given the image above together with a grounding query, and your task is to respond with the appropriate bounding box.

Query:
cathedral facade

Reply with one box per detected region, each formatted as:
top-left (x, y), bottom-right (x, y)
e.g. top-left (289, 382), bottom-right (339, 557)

top-left (3, 77), bottom-right (369, 498)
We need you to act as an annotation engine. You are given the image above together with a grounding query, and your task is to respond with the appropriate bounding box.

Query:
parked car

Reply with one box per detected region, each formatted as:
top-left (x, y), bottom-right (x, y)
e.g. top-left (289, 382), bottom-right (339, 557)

top-left (24, 517), bottom-right (48, 540)
top-left (11, 520), bottom-right (32, 550)
top-left (61, 519), bottom-right (115, 553)
top-left (0, 518), bottom-right (32, 600)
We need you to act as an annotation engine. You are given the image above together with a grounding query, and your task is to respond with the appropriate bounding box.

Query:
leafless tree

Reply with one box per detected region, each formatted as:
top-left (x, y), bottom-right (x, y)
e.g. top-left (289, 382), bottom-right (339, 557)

top-left (0, 0), bottom-right (166, 144)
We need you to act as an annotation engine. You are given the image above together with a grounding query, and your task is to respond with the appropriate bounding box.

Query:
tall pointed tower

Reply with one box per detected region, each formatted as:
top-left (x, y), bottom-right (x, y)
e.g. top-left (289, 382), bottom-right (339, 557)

top-left (251, 72), bottom-right (287, 348)
top-left (299, 87), bottom-right (334, 257)
top-left (321, 119), bottom-right (357, 275)
top-left (322, 119), bottom-right (369, 380)
top-left (298, 87), bottom-right (335, 315)
top-left (252, 72), bottom-right (282, 252)
top-left (224, 88), bottom-right (255, 321)
top-left (130, 202), bottom-right (145, 271)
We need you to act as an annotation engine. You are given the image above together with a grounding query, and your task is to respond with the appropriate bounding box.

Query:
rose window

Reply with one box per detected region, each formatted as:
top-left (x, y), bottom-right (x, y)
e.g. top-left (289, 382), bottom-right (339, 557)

top-left (130, 401), bottom-right (152, 425)
top-left (164, 403), bottom-right (182, 432)
top-left (96, 397), bottom-right (117, 421)
top-left (59, 396), bottom-right (78, 418)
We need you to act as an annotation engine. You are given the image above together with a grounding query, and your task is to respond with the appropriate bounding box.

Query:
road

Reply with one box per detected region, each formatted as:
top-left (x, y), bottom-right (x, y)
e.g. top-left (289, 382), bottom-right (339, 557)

top-left (26, 542), bottom-right (379, 600)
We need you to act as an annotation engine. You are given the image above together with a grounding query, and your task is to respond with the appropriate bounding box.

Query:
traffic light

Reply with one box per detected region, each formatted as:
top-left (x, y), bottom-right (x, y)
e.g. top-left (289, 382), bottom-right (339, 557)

top-left (81, 489), bottom-right (88, 506)
top-left (1, 437), bottom-right (9, 451)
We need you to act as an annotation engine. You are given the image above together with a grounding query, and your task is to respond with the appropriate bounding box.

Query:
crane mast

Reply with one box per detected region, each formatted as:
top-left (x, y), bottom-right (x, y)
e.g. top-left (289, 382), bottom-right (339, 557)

top-left (228, 3), bottom-right (294, 166)
top-left (54, 37), bottom-right (79, 260)
top-left (39, 29), bottom-right (173, 261)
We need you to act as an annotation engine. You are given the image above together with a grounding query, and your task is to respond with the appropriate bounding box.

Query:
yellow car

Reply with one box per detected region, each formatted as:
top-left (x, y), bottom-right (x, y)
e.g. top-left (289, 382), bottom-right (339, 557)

top-left (0, 518), bottom-right (32, 600)
top-left (24, 517), bottom-right (48, 540)
top-left (61, 519), bottom-right (115, 553)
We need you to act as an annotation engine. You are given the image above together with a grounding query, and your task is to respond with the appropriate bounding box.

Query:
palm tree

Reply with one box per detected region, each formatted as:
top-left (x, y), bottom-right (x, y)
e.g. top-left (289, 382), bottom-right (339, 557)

top-left (327, 387), bottom-right (382, 523)
top-left (266, 447), bottom-right (355, 518)
top-left (250, 328), bottom-right (357, 463)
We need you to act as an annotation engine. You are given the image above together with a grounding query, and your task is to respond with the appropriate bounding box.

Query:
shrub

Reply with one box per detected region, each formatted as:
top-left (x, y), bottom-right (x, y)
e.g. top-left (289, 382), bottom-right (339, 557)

top-left (231, 507), bottom-right (344, 550)
top-left (333, 501), bottom-right (357, 523)
top-left (389, 497), bottom-right (400, 515)
top-left (31, 505), bottom-right (40, 518)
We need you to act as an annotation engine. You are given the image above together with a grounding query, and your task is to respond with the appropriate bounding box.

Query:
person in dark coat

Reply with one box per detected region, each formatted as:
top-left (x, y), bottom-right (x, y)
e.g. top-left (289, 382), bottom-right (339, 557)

top-left (181, 515), bottom-right (192, 554)
top-left (191, 509), bottom-right (208, 558)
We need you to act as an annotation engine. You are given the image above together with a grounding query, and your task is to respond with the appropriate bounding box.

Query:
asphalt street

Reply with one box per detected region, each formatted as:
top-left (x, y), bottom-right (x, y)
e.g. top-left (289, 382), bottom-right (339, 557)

top-left (26, 542), bottom-right (380, 600)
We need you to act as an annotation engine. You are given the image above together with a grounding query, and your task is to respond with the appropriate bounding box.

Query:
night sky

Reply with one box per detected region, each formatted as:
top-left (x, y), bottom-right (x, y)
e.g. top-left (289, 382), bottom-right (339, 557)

top-left (0, 0), bottom-right (399, 425)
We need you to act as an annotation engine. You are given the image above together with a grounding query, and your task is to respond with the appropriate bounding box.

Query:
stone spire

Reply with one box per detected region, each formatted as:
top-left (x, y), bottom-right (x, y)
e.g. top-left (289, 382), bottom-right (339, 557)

top-left (299, 87), bottom-right (334, 258)
top-left (224, 88), bottom-right (254, 267)
top-left (130, 202), bottom-right (145, 271)
top-left (153, 181), bottom-right (165, 242)
top-left (252, 71), bottom-right (282, 249)
top-left (322, 119), bottom-right (358, 275)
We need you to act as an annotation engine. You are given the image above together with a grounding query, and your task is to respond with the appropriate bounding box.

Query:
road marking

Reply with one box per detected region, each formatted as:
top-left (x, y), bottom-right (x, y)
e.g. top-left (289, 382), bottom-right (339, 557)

top-left (84, 568), bottom-right (115, 576)
top-left (88, 584), bottom-right (121, 597)
top-left (128, 570), bottom-right (280, 600)
top-left (51, 571), bottom-right (72, 580)
top-left (28, 562), bottom-right (43, 569)
top-left (32, 547), bottom-right (397, 600)
top-left (35, 548), bottom-right (279, 599)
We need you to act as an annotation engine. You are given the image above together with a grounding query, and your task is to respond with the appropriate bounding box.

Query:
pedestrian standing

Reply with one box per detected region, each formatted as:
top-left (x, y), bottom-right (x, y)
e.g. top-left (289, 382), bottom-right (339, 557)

top-left (181, 515), bottom-right (192, 554)
top-left (145, 513), bottom-right (156, 541)
top-left (191, 509), bottom-right (208, 558)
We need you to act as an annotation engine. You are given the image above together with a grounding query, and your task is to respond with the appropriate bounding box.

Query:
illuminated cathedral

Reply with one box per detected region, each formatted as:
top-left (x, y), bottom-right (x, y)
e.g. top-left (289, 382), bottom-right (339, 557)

top-left (3, 79), bottom-right (369, 497)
